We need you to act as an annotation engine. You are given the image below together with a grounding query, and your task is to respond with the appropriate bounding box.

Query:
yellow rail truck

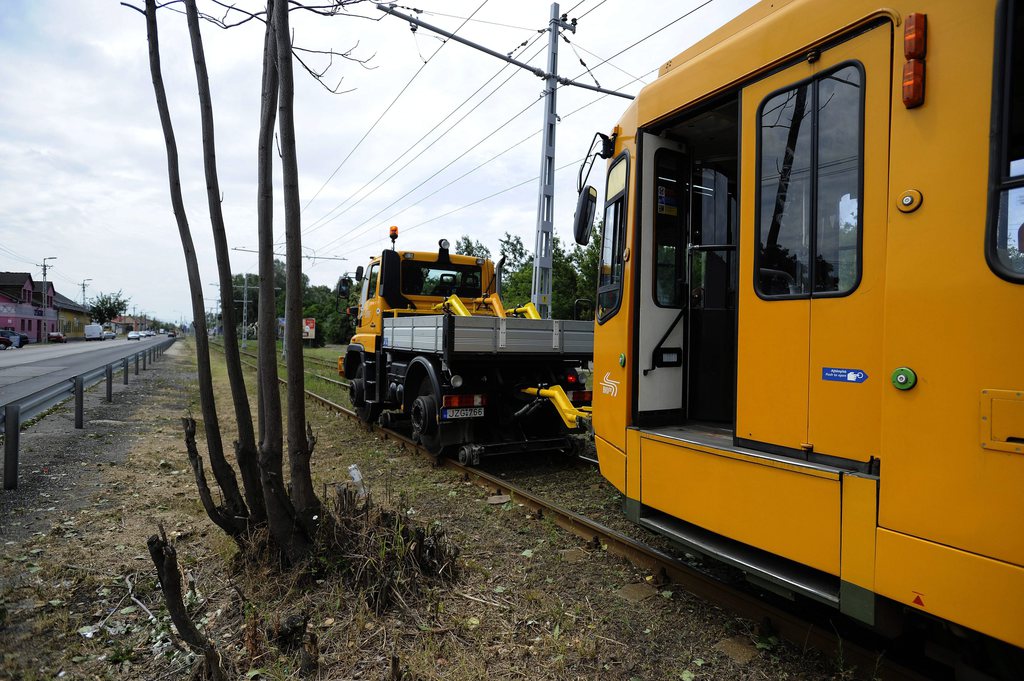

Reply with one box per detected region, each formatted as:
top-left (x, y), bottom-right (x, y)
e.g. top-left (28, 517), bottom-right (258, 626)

top-left (340, 235), bottom-right (593, 464)
top-left (572, 0), bottom-right (1024, 660)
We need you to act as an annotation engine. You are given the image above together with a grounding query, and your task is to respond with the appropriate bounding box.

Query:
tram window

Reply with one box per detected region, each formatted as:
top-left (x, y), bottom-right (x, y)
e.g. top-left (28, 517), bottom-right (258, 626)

top-left (598, 156), bottom-right (629, 321)
top-left (756, 64), bottom-right (863, 297)
top-left (654, 149), bottom-right (687, 307)
top-left (990, 0), bottom-right (1024, 280)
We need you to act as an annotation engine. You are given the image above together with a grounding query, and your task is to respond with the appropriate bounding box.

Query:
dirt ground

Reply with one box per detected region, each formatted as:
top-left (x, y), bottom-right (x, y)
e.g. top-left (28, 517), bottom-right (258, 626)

top-left (0, 341), bottom-right (854, 680)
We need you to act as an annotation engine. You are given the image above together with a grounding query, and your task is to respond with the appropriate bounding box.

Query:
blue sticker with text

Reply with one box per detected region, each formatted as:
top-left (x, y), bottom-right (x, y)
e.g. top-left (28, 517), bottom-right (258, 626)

top-left (822, 367), bottom-right (868, 383)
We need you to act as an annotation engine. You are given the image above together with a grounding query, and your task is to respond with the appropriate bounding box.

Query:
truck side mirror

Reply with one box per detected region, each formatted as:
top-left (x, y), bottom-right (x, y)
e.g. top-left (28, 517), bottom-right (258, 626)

top-left (379, 249), bottom-right (413, 309)
top-left (574, 186), bottom-right (597, 246)
top-left (354, 265), bottom-right (364, 283)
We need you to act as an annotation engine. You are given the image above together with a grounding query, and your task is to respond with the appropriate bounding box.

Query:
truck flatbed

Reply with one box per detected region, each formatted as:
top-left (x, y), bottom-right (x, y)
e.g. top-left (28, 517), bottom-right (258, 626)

top-left (382, 315), bottom-right (593, 359)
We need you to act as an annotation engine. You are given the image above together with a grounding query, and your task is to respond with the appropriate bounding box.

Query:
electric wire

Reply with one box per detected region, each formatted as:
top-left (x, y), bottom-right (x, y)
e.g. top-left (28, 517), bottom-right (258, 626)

top-left (344, 156), bottom-right (585, 254)
top-left (567, 0), bottom-right (717, 81)
top-left (404, 9), bottom-right (539, 32)
top-left (562, 38), bottom-right (649, 87)
top-left (299, 0), bottom-right (491, 216)
top-left (323, 125), bottom-right (544, 250)
top-left (311, 93), bottom-right (544, 253)
top-left (303, 35), bottom-right (549, 236)
top-left (576, 0), bottom-right (609, 20)
top-left (561, 30), bottom-right (601, 89)
top-left (315, 63), bottom-right (658, 258)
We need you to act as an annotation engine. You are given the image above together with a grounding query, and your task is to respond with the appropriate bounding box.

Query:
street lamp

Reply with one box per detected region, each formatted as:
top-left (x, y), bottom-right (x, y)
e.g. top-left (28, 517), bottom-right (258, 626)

top-left (40, 256), bottom-right (57, 343)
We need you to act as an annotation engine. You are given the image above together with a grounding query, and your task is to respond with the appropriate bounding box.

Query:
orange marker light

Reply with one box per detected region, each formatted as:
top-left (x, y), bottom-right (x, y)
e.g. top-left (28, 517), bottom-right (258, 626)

top-left (902, 13), bottom-right (927, 108)
top-left (903, 59), bottom-right (925, 108)
top-left (904, 13), bottom-right (927, 60)
top-left (389, 225), bottom-right (398, 242)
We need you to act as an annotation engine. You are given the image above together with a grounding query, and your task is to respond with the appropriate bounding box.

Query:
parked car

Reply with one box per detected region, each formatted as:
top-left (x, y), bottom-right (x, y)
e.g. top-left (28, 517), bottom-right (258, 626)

top-left (47, 331), bottom-right (66, 343)
top-left (0, 329), bottom-right (24, 347)
top-left (84, 324), bottom-right (103, 341)
top-left (0, 336), bottom-right (11, 350)
top-left (102, 330), bottom-right (116, 340)
top-left (127, 331), bottom-right (141, 341)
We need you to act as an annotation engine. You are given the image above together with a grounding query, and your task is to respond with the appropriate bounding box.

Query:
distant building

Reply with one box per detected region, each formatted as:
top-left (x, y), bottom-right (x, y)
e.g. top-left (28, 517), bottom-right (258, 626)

top-left (32, 281), bottom-right (59, 340)
top-left (0, 272), bottom-right (43, 342)
top-left (54, 292), bottom-right (91, 339)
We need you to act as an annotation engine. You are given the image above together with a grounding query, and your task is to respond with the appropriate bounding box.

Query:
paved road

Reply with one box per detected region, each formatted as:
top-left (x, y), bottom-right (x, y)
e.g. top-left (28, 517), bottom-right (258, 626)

top-left (0, 336), bottom-right (173, 406)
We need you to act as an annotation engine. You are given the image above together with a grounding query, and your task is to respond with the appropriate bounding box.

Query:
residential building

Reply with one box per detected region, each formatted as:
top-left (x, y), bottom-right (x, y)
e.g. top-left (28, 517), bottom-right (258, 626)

top-left (0, 272), bottom-right (41, 342)
top-left (54, 292), bottom-right (91, 339)
top-left (32, 281), bottom-right (59, 341)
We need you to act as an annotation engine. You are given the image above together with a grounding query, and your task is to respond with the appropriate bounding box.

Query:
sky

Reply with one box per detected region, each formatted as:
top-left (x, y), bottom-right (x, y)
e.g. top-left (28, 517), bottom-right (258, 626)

top-left (0, 0), bottom-right (760, 324)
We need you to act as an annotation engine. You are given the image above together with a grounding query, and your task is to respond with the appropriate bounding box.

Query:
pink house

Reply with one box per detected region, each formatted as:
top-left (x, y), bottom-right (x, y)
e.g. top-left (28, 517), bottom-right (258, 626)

top-left (0, 272), bottom-right (58, 343)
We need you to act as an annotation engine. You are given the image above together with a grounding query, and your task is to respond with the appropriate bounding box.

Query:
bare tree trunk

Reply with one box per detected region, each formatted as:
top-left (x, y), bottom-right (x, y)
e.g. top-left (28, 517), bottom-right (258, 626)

top-left (258, 3), bottom-right (313, 562)
top-left (144, 0), bottom-right (248, 530)
top-left (184, 0), bottom-right (266, 527)
top-left (148, 527), bottom-right (228, 681)
top-left (273, 0), bottom-right (321, 525)
top-left (182, 417), bottom-right (243, 542)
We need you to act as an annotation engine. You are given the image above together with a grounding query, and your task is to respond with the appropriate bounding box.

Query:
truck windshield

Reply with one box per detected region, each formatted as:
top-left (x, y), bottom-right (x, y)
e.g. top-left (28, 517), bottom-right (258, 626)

top-left (402, 261), bottom-right (482, 298)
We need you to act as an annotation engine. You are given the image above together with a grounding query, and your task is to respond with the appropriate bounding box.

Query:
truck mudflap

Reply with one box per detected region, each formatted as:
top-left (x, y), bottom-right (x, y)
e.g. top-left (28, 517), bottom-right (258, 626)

top-left (456, 436), bottom-right (573, 465)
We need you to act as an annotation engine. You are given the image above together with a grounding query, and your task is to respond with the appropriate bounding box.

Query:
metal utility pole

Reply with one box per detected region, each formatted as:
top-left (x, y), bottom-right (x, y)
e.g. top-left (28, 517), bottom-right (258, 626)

top-left (241, 274), bottom-right (250, 349)
top-left (39, 256), bottom-right (56, 343)
top-left (376, 4), bottom-right (631, 319)
top-left (80, 278), bottom-right (92, 307)
top-left (531, 4), bottom-right (574, 319)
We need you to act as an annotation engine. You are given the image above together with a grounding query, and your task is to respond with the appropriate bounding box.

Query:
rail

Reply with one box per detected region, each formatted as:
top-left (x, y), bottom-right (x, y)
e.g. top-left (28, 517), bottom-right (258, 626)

top-left (220, 347), bottom-right (927, 681)
top-left (1, 338), bottom-right (176, 490)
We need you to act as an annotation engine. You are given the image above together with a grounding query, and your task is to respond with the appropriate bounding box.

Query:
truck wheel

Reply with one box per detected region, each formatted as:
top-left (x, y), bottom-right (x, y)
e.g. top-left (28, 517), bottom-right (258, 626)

top-left (410, 381), bottom-right (441, 452)
top-left (351, 365), bottom-right (380, 424)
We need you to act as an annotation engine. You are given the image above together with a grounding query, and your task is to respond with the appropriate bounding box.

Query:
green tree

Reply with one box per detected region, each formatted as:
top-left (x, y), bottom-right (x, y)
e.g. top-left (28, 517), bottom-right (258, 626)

top-left (498, 233), bottom-right (532, 308)
top-left (568, 220), bottom-right (602, 321)
top-left (455, 235), bottom-right (491, 259)
top-left (497, 232), bottom-right (595, 319)
top-left (89, 290), bottom-right (130, 324)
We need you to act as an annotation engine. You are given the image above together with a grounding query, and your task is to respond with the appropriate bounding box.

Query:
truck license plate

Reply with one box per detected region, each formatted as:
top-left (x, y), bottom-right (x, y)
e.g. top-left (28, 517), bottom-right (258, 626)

top-left (442, 407), bottom-right (484, 420)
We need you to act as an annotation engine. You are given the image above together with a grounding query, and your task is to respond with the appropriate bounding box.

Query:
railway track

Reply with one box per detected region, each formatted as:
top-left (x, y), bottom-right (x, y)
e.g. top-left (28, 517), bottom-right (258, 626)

top-left (204, 341), bottom-right (939, 680)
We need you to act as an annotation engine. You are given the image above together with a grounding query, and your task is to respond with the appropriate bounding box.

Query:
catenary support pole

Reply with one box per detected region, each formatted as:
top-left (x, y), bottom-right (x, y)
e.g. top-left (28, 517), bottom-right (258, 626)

top-left (531, 3), bottom-right (575, 319)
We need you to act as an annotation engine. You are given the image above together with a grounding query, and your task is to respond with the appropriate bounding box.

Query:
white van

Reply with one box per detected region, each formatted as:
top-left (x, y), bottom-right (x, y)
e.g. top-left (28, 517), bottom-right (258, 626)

top-left (84, 324), bottom-right (103, 341)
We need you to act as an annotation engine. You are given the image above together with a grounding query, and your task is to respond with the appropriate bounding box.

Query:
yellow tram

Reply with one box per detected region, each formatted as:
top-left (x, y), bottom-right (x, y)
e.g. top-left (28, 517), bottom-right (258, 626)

top-left (575, 0), bottom-right (1024, 651)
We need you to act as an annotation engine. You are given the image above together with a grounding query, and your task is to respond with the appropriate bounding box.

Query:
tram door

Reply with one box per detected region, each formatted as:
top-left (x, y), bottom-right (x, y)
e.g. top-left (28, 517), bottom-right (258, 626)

top-left (736, 26), bottom-right (890, 460)
top-left (636, 98), bottom-right (739, 426)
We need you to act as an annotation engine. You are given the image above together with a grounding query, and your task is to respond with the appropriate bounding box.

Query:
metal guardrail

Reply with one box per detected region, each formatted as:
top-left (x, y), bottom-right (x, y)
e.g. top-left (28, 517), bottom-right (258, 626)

top-left (1, 338), bottom-right (176, 490)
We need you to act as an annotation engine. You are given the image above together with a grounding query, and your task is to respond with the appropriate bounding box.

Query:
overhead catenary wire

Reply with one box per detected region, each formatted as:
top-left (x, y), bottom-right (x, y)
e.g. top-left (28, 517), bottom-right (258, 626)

top-left (311, 1), bottom-right (642, 254)
top-left (311, 92), bottom-right (544, 253)
top-left (344, 156), bottom-right (586, 255)
top-left (314, 62), bottom-right (659, 258)
top-left (567, 0), bottom-right (717, 82)
top-left (298, 0), bottom-right (492, 216)
top-left (316, 0), bottom-right (716, 264)
top-left (302, 35), bottom-right (550, 236)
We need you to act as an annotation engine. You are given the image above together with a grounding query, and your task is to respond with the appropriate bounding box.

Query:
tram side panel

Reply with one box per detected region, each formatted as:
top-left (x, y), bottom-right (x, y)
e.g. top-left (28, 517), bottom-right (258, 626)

top-left (588, 0), bottom-right (1024, 651)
